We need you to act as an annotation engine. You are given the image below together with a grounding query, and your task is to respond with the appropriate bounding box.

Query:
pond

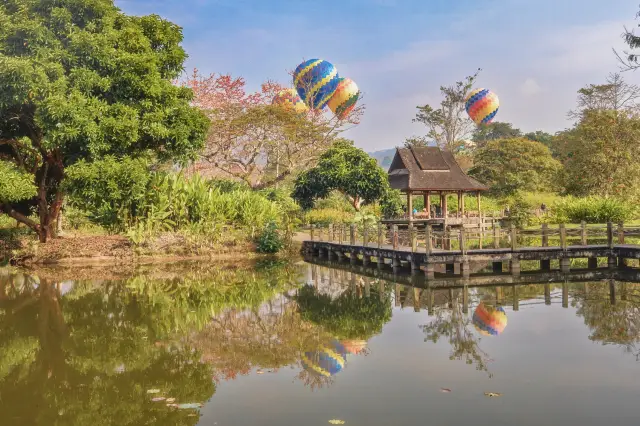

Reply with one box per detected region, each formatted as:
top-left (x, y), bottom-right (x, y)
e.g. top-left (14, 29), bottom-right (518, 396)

top-left (1, 260), bottom-right (640, 426)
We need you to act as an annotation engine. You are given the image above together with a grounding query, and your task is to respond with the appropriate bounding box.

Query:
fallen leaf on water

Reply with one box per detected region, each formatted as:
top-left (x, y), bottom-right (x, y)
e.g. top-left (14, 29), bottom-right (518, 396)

top-left (484, 392), bottom-right (503, 397)
top-left (328, 421), bottom-right (345, 425)
top-left (151, 397), bottom-right (165, 402)
top-left (146, 389), bottom-right (160, 394)
top-left (440, 388), bottom-right (452, 393)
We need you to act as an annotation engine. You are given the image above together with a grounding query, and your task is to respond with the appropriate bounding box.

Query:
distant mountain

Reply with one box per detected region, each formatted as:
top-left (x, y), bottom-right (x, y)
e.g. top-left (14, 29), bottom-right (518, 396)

top-left (368, 148), bottom-right (397, 168)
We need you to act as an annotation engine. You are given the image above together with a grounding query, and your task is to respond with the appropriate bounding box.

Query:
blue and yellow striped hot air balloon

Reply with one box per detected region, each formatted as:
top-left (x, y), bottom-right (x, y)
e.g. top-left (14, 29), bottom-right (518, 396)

top-left (272, 88), bottom-right (309, 114)
top-left (293, 59), bottom-right (341, 110)
top-left (301, 340), bottom-right (347, 377)
top-left (327, 77), bottom-right (359, 120)
top-left (465, 88), bottom-right (500, 125)
top-left (472, 302), bottom-right (507, 336)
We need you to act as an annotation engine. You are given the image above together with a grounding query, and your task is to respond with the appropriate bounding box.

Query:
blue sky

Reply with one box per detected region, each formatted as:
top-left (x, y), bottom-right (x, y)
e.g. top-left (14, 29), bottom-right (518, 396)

top-left (116, 0), bottom-right (640, 151)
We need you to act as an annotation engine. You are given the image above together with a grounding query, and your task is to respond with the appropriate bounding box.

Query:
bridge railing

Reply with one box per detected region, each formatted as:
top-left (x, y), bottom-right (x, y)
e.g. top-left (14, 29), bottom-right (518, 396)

top-left (305, 221), bottom-right (640, 252)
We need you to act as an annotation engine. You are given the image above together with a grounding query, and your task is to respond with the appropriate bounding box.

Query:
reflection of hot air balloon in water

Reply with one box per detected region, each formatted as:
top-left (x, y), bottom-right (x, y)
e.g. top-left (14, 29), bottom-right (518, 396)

top-left (473, 302), bottom-right (507, 336)
top-left (293, 59), bottom-right (341, 110)
top-left (341, 339), bottom-right (367, 355)
top-left (465, 88), bottom-right (499, 125)
top-left (327, 77), bottom-right (360, 120)
top-left (272, 88), bottom-right (308, 114)
top-left (301, 340), bottom-right (347, 377)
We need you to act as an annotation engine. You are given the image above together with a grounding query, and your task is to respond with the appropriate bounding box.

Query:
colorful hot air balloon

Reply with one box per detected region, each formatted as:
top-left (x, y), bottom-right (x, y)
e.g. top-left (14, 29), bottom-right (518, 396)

top-left (301, 340), bottom-right (347, 377)
top-left (465, 88), bottom-right (500, 125)
top-left (272, 88), bottom-right (308, 114)
top-left (327, 77), bottom-right (359, 120)
top-left (293, 59), bottom-right (341, 110)
top-left (341, 339), bottom-right (367, 355)
top-left (472, 302), bottom-right (507, 336)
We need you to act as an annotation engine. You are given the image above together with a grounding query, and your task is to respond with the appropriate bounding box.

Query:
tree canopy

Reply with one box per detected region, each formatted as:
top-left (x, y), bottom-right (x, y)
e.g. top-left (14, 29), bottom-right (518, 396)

top-left (471, 122), bottom-right (522, 146)
top-left (0, 0), bottom-right (209, 241)
top-left (469, 138), bottom-right (561, 196)
top-left (292, 139), bottom-right (389, 211)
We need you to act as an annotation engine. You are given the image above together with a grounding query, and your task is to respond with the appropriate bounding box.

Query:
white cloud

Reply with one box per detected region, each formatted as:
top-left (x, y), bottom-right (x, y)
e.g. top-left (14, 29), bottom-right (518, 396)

top-left (521, 78), bottom-right (542, 96)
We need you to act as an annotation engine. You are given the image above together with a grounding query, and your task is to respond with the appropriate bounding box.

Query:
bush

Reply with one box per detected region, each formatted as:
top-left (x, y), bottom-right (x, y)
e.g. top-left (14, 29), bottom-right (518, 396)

top-left (550, 196), bottom-right (637, 224)
top-left (505, 193), bottom-right (533, 228)
top-left (304, 208), bottom-right (353, 226)
top-left (256, 221), bottom-right (284, 254)
top-left (380, 189), bottom-right (404, 218)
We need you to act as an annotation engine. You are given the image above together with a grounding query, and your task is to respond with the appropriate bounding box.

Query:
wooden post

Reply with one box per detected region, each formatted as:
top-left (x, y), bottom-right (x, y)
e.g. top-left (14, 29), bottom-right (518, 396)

top-left (618, 222), bottom-right (625, 244)
top-left (439, 192), bottom-right (444, 218)
top-left (409, 223), bottom-right (417, 252)
top-left (510, 224), bottom-right (517, 251)
top-left (407, 191), bottom-right (413, 221)
top-left (363, 223), bottom-right (369, 247)
top-left (328, 223), bottom-right (333, 242)
top-left (559, 223), bottom-right (567, 250)
top-left (319, 226), bottom-right (324, 242)
top-left (541, 223), bottom-right (548, 247)
top-left (350, 224), bottom-right (356, 245)
top-left (460, 192), bottom-right (465, 215)
top-left (377, 222), bottom-right (383, 248)
top-left (493, 223), bottom-right (500, 249)
top-left (580, 221), bottom-right (587, 245)
top-left (310, 224), bottom-right (314, 241)
top-left (425, 224), bottom-right (432, 254)
top-left (457, 192), bottom-right (462, 217)
top-left (460, 227), bottom-right (467, 255)
top-left (425, 192), bottom-right (430, 218)
top-left (392, 225), bottom-right (399, 250)
top-left (476, 192), bottom-right (481, 216)
top-left (442, 193), bottom-right (448, 218)
top-left (607, 222), bottom-right (614, 249)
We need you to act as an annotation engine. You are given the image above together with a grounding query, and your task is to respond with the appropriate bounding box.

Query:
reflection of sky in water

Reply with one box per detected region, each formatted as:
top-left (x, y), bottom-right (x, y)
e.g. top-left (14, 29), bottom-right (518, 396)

top-left (198, 267), bottom-right (640, 426)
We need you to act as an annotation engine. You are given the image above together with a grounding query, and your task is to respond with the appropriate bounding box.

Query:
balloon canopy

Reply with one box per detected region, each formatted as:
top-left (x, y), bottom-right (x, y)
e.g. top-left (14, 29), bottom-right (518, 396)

top-left (293, 59), bottom-right (341, 110)
top-left (327, 77), bottom-right (359, 120)
top-left (465, 88), bottom-right (500, 125)
top-left (472, 302), bottom-right (507, 336)
top-left (341, 339), bottom-right (367, 355)
top-left (272, 88), bottom-right (308, 114)
top-left (301, 340), bottom-right (347, 377)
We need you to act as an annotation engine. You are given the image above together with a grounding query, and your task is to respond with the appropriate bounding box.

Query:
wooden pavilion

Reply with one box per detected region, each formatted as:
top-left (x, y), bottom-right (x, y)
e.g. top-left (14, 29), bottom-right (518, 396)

top-left (387, 146), bottom-right (488, 222)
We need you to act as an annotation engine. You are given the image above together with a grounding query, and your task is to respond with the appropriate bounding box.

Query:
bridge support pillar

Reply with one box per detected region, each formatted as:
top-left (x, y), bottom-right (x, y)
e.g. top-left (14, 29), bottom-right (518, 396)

top-left (350, 252), bottom-right (357, 265)
top-left (317, 247), bottom-right (325, 258)
top-left (608, 256), bottom-right (617, 269)
top-left (377, 256), bottom-right (384, 268)
top-left (392, 256), bottom-right (401, 269)
top-left (445, 263), bottom-right (455, 274)
top-left (461, 260), bottom-right (470, 278)
top-left (560, 258), bottom-right (570, 273)
top-left (410, 256), bottom-right (420, 272)
top-left (336, 251), bottom-right (344, 261)
top-left (618, 257), bottom-right (628, 268)
top-left (362, 254), bottom-right (369, 266)
top-left (425, 263), bottom-right (435, 280)
top-left (540, 259), bottom-right (551, 271)
top-left (492, 261), bottom-right (503, 273)
top-left (510, 258), bottom-right (520, 276)
top-left (588, 257), bottom-right (598, 268)
top-left (327, 250), bottom-right (334, 261)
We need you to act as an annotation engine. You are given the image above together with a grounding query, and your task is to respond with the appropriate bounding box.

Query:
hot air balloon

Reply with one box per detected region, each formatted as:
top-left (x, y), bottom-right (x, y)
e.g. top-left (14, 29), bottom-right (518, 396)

top-left (341, 339), bottom-right (367, 355)
top-left (327, 77), bottom-right (359, 120)
top-left (272, 88), bottom-right (308, 114)
top-left (465, 88), bottom-right (499, 125)
top-left (293, 59), bottom-right (341, 110)
top-left (301, 340), bottom-right (347, 377)
top-left (472, 302), bottom-right (507, 336)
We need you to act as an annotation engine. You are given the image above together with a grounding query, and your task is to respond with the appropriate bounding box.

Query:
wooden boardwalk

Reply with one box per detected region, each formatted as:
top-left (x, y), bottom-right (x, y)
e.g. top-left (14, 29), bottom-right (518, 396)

top-left (302, 222), bottom-right (640, 279)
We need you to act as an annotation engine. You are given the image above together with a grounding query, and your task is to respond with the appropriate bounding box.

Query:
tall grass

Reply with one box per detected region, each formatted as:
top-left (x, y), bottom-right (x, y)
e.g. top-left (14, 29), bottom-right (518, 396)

top-left (549, 196), bottom-right (637, 224)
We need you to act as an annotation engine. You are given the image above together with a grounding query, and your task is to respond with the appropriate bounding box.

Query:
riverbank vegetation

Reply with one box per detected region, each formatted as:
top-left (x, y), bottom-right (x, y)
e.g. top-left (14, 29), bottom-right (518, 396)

top-left (2, 0), bottom-right (640, 263)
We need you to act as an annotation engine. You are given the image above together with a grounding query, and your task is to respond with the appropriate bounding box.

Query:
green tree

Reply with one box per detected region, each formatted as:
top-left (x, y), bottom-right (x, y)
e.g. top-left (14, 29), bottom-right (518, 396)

top-left (413, 69), bottom-right (480, 153)
top-left (292, 139), bottom-right (390, 211)
top-left (555, 110), bottom-right (640, 200)
top-left (472, 122), bottom-right (522, 147)
top-left (469, 138), bottom-right (561, 196)
top-left (568, 73), bottom-right (640, 120)
top-left (403, 135), bottom-right (431, 148)
top-left (617, 8), bottom-right (640, 71)
top-left (0, 161), bottom-right (35, 203)
top-left (0, 0), bottom-right (209, 241)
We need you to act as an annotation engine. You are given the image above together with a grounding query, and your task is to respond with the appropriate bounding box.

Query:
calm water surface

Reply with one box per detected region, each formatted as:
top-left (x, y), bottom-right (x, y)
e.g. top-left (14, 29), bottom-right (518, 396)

top-left (1, 260), bottom-right (640, 426)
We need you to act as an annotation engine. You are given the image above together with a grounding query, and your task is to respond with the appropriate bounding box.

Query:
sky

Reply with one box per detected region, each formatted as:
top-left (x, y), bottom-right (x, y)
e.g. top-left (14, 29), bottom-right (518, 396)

top-left (115, 0), bottom-right (640, 152)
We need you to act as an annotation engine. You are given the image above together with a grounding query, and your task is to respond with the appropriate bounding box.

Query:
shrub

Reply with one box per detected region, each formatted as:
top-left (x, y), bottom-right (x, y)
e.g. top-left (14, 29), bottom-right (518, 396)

top-left (550, 196), bottom-right (637, 224)
top-left (256, 221), bottom-right (284, 254)
top-left (304, 208), bottom-right (353, 226)
top-left (505, 193), bottom-right (534, 228)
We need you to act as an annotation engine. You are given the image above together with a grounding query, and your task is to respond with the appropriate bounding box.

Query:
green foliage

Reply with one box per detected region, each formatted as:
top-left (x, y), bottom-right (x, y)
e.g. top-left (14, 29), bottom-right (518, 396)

top-left (472, 122), bottom-right (521, 146)
top-left (469, 138), bottom-right (562, 196)
top-left (556, 111), bottom-right (640, 202)
top-left (0, 0), bottom-right (209, 238)
top-left (380, 188), bottom-right (404, 218)
top-left (292, 139), bottom-right (389, 211)
top-left (550, 196), bottom-right (637, 224)
top-left (0, 161), bottom-right (35, 203)
top-left (504, 193), bottom-right (534, 228)
top-left (304, 208), bottom-right (353, 226)
top-left (209, 178), bottom-right (250, 193)
top-left (256, 221), bottom-right (284, 254)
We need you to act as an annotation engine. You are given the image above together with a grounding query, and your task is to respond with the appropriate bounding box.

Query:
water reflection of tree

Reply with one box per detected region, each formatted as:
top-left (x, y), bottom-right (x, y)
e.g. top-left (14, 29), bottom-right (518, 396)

top-left (419, 289), bottom-right (493, 377)
top-left (572, 282), bottom-right (640, 360)
top-left (0, 262), bottom-right (301, 425)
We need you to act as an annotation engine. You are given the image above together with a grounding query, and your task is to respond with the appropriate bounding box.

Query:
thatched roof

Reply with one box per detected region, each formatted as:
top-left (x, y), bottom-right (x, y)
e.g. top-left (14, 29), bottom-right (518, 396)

top-left (387, 146), bottom-right (487, 192)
